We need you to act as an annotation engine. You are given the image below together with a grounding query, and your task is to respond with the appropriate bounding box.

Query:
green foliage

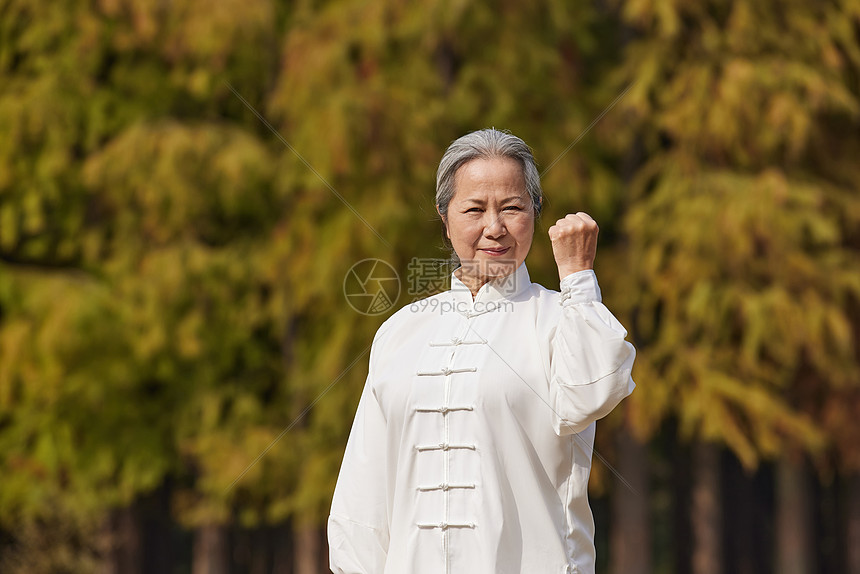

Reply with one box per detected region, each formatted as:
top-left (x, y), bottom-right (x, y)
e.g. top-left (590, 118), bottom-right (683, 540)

top-left (604, 0), bottom-right (860, 468)
top-left (1, 0), bottom-right (617, 535)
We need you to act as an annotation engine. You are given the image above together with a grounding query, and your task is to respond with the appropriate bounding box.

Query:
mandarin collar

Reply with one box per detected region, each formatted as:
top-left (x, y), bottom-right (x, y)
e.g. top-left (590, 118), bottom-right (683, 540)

top-left (450, 262), bottom-right (531, 305)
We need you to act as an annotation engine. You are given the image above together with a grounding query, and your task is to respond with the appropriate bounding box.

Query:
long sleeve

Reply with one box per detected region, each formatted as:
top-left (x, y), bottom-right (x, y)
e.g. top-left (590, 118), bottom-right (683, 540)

top-left (549, 269), bottom-right (636, 436)
top-left (328, 352), bottom-right (390, 573)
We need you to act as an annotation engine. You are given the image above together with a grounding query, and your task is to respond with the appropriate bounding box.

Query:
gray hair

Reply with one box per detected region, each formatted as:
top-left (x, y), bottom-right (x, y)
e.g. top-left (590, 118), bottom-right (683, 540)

top-left (435, 129), bottom-right (543, 219)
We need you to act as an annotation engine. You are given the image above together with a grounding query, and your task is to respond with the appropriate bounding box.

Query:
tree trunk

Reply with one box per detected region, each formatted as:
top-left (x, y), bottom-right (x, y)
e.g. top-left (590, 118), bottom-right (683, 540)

top-left (272, 522), bottom-right (294, 574)
top-left (720, 453), bottom-right (768, 574)
top-left (294, 523), bottom-right (322, 574)
top-left (139, 483), bottom-right (173, 573)
top-left (672, 437), bottom-right (692, 574)
top-left (192, 523), bottom-right (230, 574)
top-left (232, 527), bottom-right (269, 574)
top-left (100, 506), bottom-right (142, 574)
top-left (691, 443), bottom-right (721, 574)
top-left (248, 527), bottom-right (269, 574)
top-left (847, 473), bottom-right (860, 574)
top-left (610, 423), bottom-right (651, 574)
top-left (775, 456), bottom-right (813, 574)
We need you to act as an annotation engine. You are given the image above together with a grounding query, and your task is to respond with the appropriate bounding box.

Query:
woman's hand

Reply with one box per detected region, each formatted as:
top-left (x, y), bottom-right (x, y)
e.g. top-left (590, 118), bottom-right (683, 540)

top-left (548, 212), bottom-right (599, 280)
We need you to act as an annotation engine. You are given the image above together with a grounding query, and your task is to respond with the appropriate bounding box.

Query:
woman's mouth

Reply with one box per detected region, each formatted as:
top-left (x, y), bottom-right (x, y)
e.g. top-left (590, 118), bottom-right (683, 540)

top-left (480, 247), bottom-right (511, 257)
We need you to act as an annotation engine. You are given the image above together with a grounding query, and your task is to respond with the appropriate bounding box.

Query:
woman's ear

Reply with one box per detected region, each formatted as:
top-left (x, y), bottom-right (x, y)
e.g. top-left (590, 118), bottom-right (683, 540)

top-left (436, 205), bottom-right (449, 239)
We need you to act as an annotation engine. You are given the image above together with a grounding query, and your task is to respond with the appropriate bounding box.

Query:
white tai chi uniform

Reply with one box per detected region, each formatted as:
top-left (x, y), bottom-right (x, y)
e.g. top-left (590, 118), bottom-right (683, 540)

top-left (329, 263), bottom-right (636, 574)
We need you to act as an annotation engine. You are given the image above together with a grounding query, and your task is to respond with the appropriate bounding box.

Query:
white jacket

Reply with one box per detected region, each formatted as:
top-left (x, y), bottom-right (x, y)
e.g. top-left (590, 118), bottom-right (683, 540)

top-left (329, 263), bottom-right (636, 574)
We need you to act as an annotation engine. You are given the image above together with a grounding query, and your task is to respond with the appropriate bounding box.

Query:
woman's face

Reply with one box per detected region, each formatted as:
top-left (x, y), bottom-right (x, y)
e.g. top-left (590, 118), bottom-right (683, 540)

top-left (440, 157), bottom-right (536, 290)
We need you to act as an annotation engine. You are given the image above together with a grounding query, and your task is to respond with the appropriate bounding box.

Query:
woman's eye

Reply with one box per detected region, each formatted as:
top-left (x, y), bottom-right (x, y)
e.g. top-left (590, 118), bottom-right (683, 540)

top-left (465, 208), bottom-right (482, 213)
top-left (504, 206), bottom-right (522, 211)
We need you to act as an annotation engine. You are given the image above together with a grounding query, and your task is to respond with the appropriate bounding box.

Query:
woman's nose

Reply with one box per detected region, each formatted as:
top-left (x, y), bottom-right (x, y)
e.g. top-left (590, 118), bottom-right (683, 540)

top-left (484, 212), bottom-right (506, 238)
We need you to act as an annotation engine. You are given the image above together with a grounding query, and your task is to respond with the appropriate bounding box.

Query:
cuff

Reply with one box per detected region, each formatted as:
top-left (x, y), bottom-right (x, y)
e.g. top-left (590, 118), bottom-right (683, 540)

top-left (560, 269), bottom-right (602, 306)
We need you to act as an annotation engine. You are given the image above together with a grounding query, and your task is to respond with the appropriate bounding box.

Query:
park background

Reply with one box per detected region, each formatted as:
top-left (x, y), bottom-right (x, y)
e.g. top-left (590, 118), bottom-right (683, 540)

top-left (1, 0), bottom-right (860, 572)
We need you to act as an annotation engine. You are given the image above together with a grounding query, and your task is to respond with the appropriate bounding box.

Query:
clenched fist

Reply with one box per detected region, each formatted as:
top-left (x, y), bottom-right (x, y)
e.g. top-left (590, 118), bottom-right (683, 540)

top-left (548, 212), bottom-right (599, 280)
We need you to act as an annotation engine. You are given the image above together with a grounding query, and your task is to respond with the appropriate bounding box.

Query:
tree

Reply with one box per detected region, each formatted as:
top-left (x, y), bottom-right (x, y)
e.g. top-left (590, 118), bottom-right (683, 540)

top-left (603, 0), bottom-right (860, 570)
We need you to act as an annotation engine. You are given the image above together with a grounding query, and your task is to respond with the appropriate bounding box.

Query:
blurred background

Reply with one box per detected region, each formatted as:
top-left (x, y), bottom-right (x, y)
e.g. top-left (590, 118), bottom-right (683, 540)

top-left (1, 0), bottom-right (859, 572)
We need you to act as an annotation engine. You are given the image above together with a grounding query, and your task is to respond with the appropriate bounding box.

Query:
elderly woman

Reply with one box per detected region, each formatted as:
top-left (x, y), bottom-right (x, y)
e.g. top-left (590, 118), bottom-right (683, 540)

top-left (328, 129), bottom-right (636, 574)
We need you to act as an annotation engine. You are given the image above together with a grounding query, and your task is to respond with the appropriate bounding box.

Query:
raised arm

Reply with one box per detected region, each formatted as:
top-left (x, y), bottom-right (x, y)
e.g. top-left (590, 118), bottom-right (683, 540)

top-left (548, 270), bottom-right (636, 435)
top-left (547, 213), bottom-right (636, 436)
